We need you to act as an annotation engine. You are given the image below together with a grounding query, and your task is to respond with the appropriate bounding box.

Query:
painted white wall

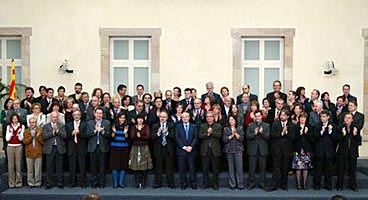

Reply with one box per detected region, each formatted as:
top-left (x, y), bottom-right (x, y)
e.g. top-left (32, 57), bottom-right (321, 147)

top-left (0, 0), bottom-right (367, 106)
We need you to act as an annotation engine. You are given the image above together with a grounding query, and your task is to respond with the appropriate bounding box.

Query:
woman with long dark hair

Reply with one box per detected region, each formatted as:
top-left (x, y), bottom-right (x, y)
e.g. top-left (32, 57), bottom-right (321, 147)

top-left (110, 113), bottom-right (130, 188)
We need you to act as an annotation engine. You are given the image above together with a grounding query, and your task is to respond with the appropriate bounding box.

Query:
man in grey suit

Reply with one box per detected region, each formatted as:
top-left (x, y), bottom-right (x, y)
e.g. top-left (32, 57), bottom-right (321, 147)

top-left (246, 110), bottom-right (270, 190)
top-left (43, 111), bottom-right (67, 189)
top-left (86, 107), bottom-right (111, 188)
top-left (6, 98), bottom-right (28, 125)
top-left (199, 111), bottom-right (222, 190)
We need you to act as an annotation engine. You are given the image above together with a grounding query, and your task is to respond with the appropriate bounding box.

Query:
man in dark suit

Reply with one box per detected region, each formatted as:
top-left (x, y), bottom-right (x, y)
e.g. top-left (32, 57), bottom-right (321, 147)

top-left (305, 89), bottom-right (320, 114)
top-left (78, 92), bottom-right (90, 120)
top-left (128, 100), bottom-right (146, 125)
top-left (201, 81), bottom-right (221, 104)
top-left (68, 82), bottom-right (83, 104)
top-left (236, 84), bottom-right (258, 105)
top-left (336, 113), bottom-right (362, 191)
top-left (266, 80), bottom-right (287, 109)
top-left (190, 98), bottom-right (205, 129)
top-left (20, 87), bottom-right (37, 114)
top-left (266, 98), bottom-right (285, 125)
top-left (65, 110), bottom-right (88, 188)
top-left (42, 111), bottom-right (67, 189)
top-left (221, 96), bottom-right (232, 127)
top-left (313, 110), bottom-right (337, 191)
top-left (163, 90), bottom-right (176, 115)
top-left (40, 88), bottom-right (58, 115)
top-left (180, 88), bottom-right (194, 112)
top-left (86, 107), bottom-right (111, 188)
top-left (175, 112), bottom-right (198, 189)
top-left (147, 97), bottom-right (167, 126)
top-left (246, 110), bottom-right (270, 190)
top-left (85, 96), bottom-right (104, 121)
top-left (340, 84), bottom-right (358, 104)
top-left (132, 84), bottom-right (145, 104)
top-left (269, 109), bottom-right (295, 191)
top-left (347, 101), bottom-right (365, 134)
top-left (199, 111), bottom-right (222, 190)
top-left (151, 111), bottom-right (176, 188)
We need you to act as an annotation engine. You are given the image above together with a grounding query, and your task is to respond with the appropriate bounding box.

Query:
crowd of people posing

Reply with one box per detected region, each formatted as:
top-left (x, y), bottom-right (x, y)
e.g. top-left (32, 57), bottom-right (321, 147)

top-left (0, 80), bottom-right (364, 192)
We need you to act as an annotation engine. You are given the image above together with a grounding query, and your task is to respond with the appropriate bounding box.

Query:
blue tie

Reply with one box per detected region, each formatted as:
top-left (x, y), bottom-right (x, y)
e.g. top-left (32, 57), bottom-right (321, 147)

top-left (161, 123), bottom-right (167, 146)
top-left (185, 124), bottom-right (189, 141)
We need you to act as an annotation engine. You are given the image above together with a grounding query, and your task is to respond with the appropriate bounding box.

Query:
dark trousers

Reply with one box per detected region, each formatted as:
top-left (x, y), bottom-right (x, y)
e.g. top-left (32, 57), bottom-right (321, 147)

top-left (90, 147), bottom-right (106, 186)
top-left (178, 153), bottom-right (196, 186)
top-left (248, 154), bottom-right (267, 187)
top-left (270, 152), bottom-right (290, 189)
top-left (313, 157), bottom-right (333, 189)
top-left (337, 154), bottom-right (357, 189)
top-left (45, 146), bottom-right (64, 186)
top-left (201, 149), bottom-right (220, 187)
top-left (68, 152), bottom-right (87, 186)
top-left (154, 147), bottom-right (175, 186)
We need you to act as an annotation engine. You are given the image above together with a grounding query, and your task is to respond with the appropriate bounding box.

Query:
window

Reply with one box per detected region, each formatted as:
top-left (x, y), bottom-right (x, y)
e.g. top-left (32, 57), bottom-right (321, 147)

top-left (110, 37), bottom-right (151, 95)
top-left (242, 38), bottom-right (284, 98)
top-left (0, 37), bottom-right (22, 84)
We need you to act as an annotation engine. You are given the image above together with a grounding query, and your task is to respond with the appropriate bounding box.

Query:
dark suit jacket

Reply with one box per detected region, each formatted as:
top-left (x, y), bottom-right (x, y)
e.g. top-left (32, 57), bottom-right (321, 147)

top-left (293, 123), bottom-right (313, 153)
top-left (266, 91), bottom-right (287, 108)
top-left (246, 122), bottom-right (270, 156)
top-left (86, 119), bottom-right (111, 153)
top-left (337, 124), bottom-right (362, 158)
top-left (175, 122), bottom-right (198, 156)
top-left (40, 98), bottom-right (58, 115)
top-left (180, 98), bottom-right (194, 112)
top-left (146, 107), bottom-right (167, 126)
top-left (127, 109), bottom-right (147, 125)
top-left (199, 122), bottom-right (222, 157)
top-left (151, 121), bottom-right (176, 157)
top-left (42, 122), bottom-right (67, 155)
top-left (236, 93), bottom-right (258, 105)
top-left (68, 93), bottom-right (82, 104)
top-left (201, 92), bottom-right (221, 104)
top-left (65, 120), bottom-right (88, 156)
top-left (270, 120), bottom-right (295, 156)
top-left (352, 111), bottom-right (365, 132)
top-left (313, 122), bottom-right (337, 159)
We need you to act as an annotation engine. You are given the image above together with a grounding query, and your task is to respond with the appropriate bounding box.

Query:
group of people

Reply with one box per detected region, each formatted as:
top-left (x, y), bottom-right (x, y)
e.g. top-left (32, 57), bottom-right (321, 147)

top-left (1, 80), bottom-right (364, 192)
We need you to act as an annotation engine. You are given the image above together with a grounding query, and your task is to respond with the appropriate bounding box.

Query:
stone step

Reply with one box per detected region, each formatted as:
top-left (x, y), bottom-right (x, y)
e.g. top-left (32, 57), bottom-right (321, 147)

top-left (1, 187), bottom-right (368, 200)
top-left (1, 171), bottom-right (368, 189)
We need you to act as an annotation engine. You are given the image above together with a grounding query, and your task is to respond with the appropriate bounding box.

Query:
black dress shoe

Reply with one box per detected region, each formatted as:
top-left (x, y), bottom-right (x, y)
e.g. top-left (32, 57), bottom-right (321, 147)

top-left (212, 184), bottom-right (219, 190)
top-left (92, 183), bottom-right (100, 188)
top-left (180, 184), bottom-right (187, 190)
top-left (168, 184), bottom-right (176, 189)
top-left (280, 186), bottom-right (288, 191)
top-left (336, 187), bottom-right (342, 191)
top-left (100, 184), bottom-right (105, 188)
top-left (259, 185), bottom-right (267, 191)
top-left (80, 184), bottom-right (87, 188)
top-left (153, 184), bottom-right (162, 188)
top-left (58, 185), bottom-right (64, 189)
top-left (268, 187), bottom-right (277, 192)
top-left (350, 187), bottom-right (359, 192)
top-left (324, 186), bottom-right (331, 191)
top-left (45, 185), bottom-right (53, 190)
top-left (247, 185), bottom-right (255, 190)
top-left (202, 184), bottom-right (210, 190)
top-left (70, 183), bottom-right (78, 188)
top-left (191, 184), bottom-right (197, 190)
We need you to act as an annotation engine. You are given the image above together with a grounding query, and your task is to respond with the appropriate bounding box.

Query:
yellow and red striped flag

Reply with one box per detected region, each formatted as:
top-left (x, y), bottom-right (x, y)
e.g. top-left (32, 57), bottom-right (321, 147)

top-left (9, 59), bottom-right (16, 99)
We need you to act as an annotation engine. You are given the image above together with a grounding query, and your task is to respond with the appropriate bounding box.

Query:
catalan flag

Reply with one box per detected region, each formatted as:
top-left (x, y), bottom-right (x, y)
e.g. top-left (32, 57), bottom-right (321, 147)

top-left (9, 59), bottom-right (16, 99)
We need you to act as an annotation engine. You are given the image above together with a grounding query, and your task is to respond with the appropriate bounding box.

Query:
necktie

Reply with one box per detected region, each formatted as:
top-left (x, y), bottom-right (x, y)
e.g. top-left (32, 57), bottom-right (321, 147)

top-left (161, 123), bottom-right (167, 146)
top-left (96, 121), bottom-right (101, 145)
top-left (185, 124), bottom-right (189, 141)
top-left (187, 100), bottom-right (190, 105)
top-left (74, 121), bottom-right (79, 143)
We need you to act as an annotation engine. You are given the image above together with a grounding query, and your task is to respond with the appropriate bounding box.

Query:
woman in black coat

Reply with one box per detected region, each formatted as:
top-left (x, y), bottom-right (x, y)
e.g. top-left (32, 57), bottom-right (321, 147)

top-left (292, 112), bottom-right (313, 190)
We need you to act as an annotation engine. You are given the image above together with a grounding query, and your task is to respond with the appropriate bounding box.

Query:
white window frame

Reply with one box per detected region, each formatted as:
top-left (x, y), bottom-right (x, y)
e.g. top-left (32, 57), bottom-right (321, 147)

top-left (109, 37), bottom-right (151, 95)
top-left (241, 37), bottom-right (284, 98)
top-left (0, 37), bottom-right (22, 84)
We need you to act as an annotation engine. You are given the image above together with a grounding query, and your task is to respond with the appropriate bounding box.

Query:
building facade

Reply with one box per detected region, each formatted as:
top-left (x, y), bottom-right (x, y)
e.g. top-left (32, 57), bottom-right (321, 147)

top-left (0, 0), bottom-right (367, 137)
